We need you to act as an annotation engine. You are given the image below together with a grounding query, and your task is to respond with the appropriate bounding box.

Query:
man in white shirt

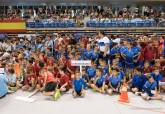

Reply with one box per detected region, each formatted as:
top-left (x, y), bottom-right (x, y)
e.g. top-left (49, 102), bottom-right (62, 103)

top-left (97, 31), bottom-right (110, 60)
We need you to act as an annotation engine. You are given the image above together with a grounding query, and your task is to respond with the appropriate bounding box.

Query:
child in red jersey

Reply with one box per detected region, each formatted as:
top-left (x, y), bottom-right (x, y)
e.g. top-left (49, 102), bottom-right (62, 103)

top-left (58, 67), bottom-right (70, 92)
top-left (36, 61), bottom-right (45, 91)
top-left (142, 61), bottom-right (153, 74)
top-left (22, 59), bottom-right (37, 91)
top-left (58, 54), bottom-right (67, 67)
top-left (43, 66), bottom-right (58, 96)
top-left (66, 52), bottom-right (76, 74)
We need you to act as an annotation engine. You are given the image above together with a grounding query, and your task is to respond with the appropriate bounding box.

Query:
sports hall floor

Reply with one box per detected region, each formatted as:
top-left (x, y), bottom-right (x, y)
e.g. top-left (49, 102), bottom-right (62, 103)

top-left (0, 90), bottom-right (165, 114)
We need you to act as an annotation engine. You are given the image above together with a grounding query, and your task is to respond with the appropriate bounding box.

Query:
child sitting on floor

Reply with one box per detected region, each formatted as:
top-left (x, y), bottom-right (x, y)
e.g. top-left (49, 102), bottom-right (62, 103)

top-left (43, 67), bottom-right (58, 97)
top-left (7, 68), bottom-right (18, 92)
top-left (141, 76), bottom-right (163, 101)
top-left (130, 68), bottom-right (147, 95)
top-left (58, 67), bottom-right (70, 93)
top-left (22, 59), bottom-right (36, 91)
top-left (106, 68), bottom-right (121, 95)
top-left (90, 68), bottom-right (105, 93)
top-left (72, 70), bottom-right (86, 97)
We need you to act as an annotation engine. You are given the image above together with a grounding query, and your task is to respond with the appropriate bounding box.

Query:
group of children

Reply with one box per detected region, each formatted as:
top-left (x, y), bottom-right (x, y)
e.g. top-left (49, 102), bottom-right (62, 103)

top-left (0, 32), bottom-right (165, 101)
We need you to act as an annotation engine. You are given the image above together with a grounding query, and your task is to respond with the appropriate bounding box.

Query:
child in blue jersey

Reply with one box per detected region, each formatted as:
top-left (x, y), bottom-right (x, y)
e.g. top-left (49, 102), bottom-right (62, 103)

top-left (141, 76), bottom-right (163, 100)
top-left (91, 46), bottom-right (99, 63)
top-left (83, 44), bottom-right (92, 59)
top-left (102, 60), bottom-right (109, 77)
top-left (106, 68), bottom-right (121, 95)
top-left (131, 68), bottom-right (147, 95)
top-left (86, 61), bottom-right (96, 82)
top-left (72, 71), bottom-right (86, 97)
top-left (90, 68), bottom-right (105, 93)
top-left (150, 69), bottom-right (163, 89)
top-left (120, 40), bottom-right (135, 81)
top-left (82, 68), bottom-right (89, 88)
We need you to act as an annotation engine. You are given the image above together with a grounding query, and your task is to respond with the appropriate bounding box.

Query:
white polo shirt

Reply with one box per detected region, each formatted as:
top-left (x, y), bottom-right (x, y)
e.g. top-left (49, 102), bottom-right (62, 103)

top-left (97, 36), bottom-right (110, 54)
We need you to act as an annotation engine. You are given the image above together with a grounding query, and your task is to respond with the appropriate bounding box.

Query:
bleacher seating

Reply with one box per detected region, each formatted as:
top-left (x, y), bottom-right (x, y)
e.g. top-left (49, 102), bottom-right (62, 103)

top-left (26, 20), bottom-right (76, 28)
top-left (86, 19), bottom-right (157, 27)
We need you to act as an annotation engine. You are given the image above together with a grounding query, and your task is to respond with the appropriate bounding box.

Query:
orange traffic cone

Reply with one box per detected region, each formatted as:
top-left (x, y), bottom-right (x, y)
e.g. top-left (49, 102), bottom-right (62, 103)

top-left (118, 83), bottom-right (129, 103)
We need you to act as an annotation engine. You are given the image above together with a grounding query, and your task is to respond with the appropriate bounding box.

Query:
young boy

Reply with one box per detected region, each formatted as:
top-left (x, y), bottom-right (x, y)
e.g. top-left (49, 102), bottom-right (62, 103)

top-left (106, 68), bottom-right (121, 95)
top-left (142, 61), bottom-right (153, 74)
top-left (81, 68), bottom-right (89, 88)
top-left (150, 69), bottom-right (163, 91)
top-left (36, 61), bottom-right (46, 91)
top-left (131, 68), bottom-right (147, 95)
top-left (141, 76), bottom-right (163, 100)
top-left (72, 70), bottom-right (86, 97)
top-left (86, 61), bottom-right (96, 83)
top-left (90, 68), bottom-right (105, 93)
top-left (58, 67), bottom-right (70, 93)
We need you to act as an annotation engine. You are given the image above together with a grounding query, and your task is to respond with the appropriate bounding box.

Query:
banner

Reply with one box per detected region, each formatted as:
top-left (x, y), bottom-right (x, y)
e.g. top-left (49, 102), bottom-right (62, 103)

top-left (0, 20), bottom-right (26, 33)
top-left (71, 60), bottom-right (91, 66)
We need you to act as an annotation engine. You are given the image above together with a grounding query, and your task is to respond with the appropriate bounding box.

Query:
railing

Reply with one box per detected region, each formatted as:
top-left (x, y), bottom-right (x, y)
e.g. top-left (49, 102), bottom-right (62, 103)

top-left (26, 19), bottom-right (158, 28)
top-left (86, 19), bottom-right (157, 27)
top-left (26, 20), bottom-right (76, 28)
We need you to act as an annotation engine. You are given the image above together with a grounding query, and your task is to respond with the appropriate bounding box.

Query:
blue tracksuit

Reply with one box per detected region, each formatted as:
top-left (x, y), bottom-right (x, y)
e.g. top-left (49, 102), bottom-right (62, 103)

top-left (108, 74), bottom-right (121, 88)
top-left (86, 67), bottom-right (96, 79)
top-left (95, 75), bottom-right (105, 88)
top-left (143, 80), bottom-right (157, 97)
top-left (132, 74), bottom-right (147, 90)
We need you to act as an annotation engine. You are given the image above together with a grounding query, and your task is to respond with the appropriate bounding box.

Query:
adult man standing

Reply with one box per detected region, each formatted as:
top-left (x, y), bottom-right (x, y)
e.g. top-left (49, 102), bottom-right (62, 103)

top-left (97, 31), bottom-right (110, 61)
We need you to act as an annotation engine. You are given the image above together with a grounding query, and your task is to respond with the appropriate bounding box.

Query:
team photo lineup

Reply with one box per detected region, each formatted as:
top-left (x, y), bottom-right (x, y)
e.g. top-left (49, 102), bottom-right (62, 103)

top-left (0, 31), bottom-right (165, 101)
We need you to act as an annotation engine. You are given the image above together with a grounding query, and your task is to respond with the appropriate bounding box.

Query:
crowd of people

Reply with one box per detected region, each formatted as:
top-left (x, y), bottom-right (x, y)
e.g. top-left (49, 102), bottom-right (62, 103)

top-left (0, 5), bottom-right (165, 26)
top-left (0, 32), bottom-right (165, 101)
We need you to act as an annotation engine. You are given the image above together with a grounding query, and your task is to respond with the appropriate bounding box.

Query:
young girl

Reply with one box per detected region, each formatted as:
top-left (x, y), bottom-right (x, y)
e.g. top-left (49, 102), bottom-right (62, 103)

top-left (141, 76), bottom-right (163, 100)
top-left (90, 68), bottom-right (105, 93)
top-left (7, 68), bottom-right (18, 92)
top-left (43, 67), bottom-right (57, 96)
top-left (106, 68), bottom-right (121, 95)
top-left (72, 71), bottom-right (86, 97)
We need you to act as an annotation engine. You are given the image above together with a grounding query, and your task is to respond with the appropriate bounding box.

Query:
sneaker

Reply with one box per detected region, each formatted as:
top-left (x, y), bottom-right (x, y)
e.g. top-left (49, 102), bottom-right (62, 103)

top-left (135, 92), bottom-right (141, 96)
top-left (53, 89), bottom-right (61, 101)
top-left (28, 87), bottom-right (35, 92)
